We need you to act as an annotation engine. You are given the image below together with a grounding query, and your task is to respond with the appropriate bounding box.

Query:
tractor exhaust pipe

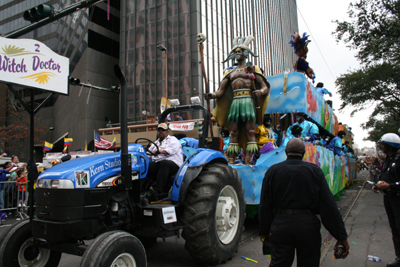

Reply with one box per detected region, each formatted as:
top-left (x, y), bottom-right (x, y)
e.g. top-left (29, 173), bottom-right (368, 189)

top-left (114, 65), bottom-right (138, 202)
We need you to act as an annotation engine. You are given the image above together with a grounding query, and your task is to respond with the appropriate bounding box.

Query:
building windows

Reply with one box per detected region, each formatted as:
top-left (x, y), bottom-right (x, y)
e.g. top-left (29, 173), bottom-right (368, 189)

top-left (88, 30), bottom-right (119, 59)
top-left (123, 0), bottom-right (298, 120)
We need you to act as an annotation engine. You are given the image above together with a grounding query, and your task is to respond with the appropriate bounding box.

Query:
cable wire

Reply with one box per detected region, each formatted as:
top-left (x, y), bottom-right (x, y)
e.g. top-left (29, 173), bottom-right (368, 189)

top-left (294, 1), bottom-right (336, 81)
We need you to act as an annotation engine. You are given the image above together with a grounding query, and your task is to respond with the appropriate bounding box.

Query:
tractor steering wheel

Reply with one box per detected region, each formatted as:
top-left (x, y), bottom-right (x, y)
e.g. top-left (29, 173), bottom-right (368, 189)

top-left (135, 138), bottom-right (159, 156)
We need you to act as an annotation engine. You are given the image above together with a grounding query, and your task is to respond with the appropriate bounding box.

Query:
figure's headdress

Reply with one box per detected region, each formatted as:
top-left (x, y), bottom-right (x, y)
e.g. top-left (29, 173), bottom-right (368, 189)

top-left (222, 36), bottom-right (258, 63)
top-left (289, 32), bottom-right (311, 57)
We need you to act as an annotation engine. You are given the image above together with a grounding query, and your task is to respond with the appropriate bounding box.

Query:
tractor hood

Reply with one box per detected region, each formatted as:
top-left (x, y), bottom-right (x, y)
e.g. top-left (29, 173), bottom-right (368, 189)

top-left (39, 144), bottom-right (148, 189)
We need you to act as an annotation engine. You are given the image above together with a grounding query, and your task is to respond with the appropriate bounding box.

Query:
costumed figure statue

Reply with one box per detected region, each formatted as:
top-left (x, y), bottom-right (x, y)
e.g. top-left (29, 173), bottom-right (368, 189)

top-left (205, 36), bottom-right (270, 164)
top-left (289, 32), bottom-right (315, 83)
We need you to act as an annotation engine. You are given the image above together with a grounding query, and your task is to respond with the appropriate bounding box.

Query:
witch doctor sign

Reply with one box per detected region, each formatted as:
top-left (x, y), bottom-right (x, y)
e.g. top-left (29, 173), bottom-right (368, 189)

top-left (0, 36), bottom-right (69, 94)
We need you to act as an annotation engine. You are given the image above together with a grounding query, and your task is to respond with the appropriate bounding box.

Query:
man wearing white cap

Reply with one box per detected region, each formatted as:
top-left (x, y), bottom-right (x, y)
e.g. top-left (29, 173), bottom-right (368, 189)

top-left (147, 123), bottom-right (183, 199)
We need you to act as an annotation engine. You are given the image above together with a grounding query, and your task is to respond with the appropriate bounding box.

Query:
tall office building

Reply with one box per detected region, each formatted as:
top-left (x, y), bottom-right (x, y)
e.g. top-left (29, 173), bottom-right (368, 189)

top-left (0, 0), bottom-right (298, 159)
top-left (120, 0), bottom-right (298, 121)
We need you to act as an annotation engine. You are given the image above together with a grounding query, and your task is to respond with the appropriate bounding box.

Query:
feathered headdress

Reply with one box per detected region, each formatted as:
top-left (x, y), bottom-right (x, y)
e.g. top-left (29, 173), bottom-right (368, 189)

top-left (289, 32), bottom-right (311, 57)
top-left (222, 36), bottom-right (258, 63)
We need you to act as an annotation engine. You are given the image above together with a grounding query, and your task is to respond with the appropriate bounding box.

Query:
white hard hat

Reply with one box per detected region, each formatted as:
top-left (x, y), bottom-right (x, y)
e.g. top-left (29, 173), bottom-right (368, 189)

top-left (379, 133), bottom-right (400, 147)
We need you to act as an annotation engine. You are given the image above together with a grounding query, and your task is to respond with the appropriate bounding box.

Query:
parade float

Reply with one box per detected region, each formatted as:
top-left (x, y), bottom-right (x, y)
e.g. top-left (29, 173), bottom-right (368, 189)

top-left (236, 71), bottom-right (357, 207)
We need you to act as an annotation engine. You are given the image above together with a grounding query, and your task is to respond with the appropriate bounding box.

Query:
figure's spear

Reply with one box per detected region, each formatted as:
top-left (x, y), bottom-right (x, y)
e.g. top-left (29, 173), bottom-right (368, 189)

top-left (197, 33), bottom-right (214, 138)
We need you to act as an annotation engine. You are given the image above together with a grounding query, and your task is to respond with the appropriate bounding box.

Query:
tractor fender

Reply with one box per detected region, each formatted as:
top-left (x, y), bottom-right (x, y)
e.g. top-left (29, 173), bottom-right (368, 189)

top-left (171, 149), bottom-right (227, 203)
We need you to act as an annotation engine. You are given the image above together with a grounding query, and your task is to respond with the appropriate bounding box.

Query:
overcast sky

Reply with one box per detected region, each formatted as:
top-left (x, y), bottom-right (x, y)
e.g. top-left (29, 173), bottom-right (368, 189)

top-left (296, 0), bottom-right (375, 149)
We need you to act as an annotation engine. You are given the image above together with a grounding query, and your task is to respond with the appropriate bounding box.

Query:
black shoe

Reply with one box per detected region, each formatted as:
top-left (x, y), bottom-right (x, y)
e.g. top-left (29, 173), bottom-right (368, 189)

top-left (148, 187), bottom-right (159, 196)
top-left (387, 257), bottom-right (400, 267)
top-left (146, 187), bottom-right (160, 201)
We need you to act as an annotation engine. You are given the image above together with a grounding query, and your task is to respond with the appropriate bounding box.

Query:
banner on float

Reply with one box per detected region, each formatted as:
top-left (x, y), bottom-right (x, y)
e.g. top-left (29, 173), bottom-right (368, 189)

top-left (169, 122), bottom-right (195, 131)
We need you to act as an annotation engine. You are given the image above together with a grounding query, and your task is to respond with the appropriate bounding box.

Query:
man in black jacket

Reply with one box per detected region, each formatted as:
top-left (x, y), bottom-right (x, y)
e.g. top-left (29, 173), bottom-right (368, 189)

top-left (259, 138), bottom-right (349, 266)
top-left (373, 133), bottom-right (400, 267)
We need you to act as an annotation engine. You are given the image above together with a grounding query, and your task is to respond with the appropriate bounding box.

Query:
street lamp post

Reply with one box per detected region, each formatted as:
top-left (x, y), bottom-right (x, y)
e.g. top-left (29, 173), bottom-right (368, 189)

top-left (157, 45), bottom-right (168, 99)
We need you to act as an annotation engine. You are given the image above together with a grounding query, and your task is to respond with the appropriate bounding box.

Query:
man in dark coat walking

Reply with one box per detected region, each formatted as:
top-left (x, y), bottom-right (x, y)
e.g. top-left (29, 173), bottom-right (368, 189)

top-left (259, 138), bottom-right (349, 266)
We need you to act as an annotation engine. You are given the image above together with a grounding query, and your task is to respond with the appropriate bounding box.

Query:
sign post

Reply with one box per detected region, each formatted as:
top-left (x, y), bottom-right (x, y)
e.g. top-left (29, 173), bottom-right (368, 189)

top-left (0, 36), bottom-right (69, 223)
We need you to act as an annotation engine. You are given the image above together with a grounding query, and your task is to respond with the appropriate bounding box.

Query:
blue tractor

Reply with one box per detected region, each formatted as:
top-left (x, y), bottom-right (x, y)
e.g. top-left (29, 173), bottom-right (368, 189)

top-left (0, 66), bottom-right (245, 267)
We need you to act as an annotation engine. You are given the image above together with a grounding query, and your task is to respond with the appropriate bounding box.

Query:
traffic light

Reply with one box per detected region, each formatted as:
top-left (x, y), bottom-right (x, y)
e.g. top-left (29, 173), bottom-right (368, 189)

top-left (197, 120), bottom-right (203, 137)
top-left (23, 4), bottom-right (54, 23)
top-left (69, 77), bottom-right (80, 86)
top-left (110, 86), bottom-right (120, 92)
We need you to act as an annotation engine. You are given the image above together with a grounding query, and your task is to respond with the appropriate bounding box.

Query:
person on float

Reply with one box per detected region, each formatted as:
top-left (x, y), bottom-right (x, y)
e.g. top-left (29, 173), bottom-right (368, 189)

top-left (255, 115), bottom-right (277, 150)
top-left (286, 112), bottom-right (319, 139)
top-left (281, 125), bottom-right (303, 147)
top-left (326, 131), bottom-right (346, 156)
top-left (315, 82), bottom-right (333, 98)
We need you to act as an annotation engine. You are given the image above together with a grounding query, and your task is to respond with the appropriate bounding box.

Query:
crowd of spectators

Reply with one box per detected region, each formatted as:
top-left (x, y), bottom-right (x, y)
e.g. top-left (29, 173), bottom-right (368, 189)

top-left (357, 155), bottom-right (385, 182)
top-left (0, 153), bottom-right (29, 221)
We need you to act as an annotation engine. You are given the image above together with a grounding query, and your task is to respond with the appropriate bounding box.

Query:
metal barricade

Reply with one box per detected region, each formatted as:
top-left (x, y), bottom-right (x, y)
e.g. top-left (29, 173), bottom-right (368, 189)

top-left (0, 180), bottom-right (28, 223)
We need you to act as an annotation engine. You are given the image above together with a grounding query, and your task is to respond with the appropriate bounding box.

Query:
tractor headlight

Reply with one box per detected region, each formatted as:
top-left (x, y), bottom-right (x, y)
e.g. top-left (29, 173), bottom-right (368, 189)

top-left (51, 180), bottom-right (59, 188)
top-left (37, 179), bottom-right (46, 188)
top-left (37, 179), bottom-right (74, 189)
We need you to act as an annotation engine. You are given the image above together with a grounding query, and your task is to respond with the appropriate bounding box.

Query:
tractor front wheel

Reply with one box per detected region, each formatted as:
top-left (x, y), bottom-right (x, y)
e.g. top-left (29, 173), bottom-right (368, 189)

top-left (80, 231), bottom-right (147, 267)
top-left (0, 219), bottom-right (62, 267)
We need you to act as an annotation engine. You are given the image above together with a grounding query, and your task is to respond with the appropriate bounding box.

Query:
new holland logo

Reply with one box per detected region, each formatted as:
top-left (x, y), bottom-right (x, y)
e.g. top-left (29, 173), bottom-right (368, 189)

top-left (97, 176), bottom-right (121, 188)
top-left (74, 171), bottom-right (90, 188)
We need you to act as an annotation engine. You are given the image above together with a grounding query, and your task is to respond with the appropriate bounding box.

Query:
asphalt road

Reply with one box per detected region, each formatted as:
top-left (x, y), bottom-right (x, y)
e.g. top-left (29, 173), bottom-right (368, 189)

top-left (2, 170), bottom-right (386, 267)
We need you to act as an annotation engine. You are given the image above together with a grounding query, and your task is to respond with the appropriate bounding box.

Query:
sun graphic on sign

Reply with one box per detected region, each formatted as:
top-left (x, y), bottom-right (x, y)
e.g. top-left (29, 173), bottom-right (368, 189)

top-left (1, 44), bottom-right (43, 57)
top-left (20, 72), bottom-right (56, 84)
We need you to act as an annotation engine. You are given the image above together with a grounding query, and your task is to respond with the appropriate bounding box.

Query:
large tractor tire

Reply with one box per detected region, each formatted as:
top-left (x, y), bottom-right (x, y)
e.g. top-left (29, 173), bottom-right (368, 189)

top-left (180, 163), bottom-right (245, 265)
top-left (0, 219), bottom-right (62, 267)
top-left (80, 231), bottom-right (147, 267)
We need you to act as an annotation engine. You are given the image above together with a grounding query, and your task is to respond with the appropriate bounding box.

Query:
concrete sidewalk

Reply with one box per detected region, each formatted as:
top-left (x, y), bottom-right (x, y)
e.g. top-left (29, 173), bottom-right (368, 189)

top-left (321, 181), bottom-right (394, 266)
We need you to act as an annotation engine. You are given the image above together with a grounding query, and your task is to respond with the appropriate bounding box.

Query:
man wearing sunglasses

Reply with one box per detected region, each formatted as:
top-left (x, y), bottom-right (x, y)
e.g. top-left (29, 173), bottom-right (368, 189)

top-left (147, 123), bottom-right (183, 200)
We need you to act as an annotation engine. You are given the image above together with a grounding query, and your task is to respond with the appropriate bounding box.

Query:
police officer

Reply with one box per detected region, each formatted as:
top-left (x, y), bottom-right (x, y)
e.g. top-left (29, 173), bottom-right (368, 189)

top-left (373, 133), bottom-right (400, 267)
top-left (259, 138), bottom-right (349, 266)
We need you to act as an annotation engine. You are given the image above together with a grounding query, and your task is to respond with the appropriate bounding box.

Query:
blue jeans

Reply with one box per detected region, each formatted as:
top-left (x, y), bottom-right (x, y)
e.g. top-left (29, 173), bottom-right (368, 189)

top-left (19, 191), bottom-right (25, 203)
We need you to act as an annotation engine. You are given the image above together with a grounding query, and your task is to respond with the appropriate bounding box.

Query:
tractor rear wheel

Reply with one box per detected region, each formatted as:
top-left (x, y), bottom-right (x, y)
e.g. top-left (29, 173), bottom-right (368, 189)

top-left (181, 163), bottom-right (245, 265)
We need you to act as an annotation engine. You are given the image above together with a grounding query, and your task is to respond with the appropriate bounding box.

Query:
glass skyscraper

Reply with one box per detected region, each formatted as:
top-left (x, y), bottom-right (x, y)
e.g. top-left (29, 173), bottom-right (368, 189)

top-left (120, 0), bottom-right (298, 121)
top-left (0, 0), bottom-right (298, 158)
